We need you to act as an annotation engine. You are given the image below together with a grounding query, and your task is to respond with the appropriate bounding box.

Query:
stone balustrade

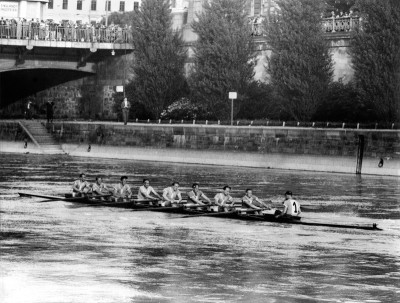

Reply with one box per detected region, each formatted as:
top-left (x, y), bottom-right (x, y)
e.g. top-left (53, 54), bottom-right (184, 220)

top-left (322, 16), bottom-right (360, 33)
top-left (249, 16), bottom-right (361, 36)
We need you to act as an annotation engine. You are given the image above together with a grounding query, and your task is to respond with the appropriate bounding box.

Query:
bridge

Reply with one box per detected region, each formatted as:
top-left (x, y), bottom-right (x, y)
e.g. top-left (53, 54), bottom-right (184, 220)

top-left (0, 26), bottom-right (133, 107)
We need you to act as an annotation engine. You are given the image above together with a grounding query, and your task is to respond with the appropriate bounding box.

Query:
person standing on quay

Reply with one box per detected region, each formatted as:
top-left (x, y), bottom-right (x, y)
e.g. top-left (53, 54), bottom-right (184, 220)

top-left (121, 97), bottom-right (131, 125)
top-left (46, 99), bottom-right (55, 123)
top-left (25, 100), bottom-right (33, 119)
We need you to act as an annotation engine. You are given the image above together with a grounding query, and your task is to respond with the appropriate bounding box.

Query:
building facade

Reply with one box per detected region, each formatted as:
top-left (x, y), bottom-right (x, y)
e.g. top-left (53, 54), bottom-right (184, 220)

top-left (0, 0), bottom-right (49, 20)
top-left (44, 0), bottom-right (141, 23)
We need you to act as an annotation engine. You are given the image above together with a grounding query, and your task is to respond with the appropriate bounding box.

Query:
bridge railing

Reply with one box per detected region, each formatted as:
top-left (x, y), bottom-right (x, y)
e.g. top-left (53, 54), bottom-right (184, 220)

top-left (0, 24), bottom-right (133, 44)
top-left (322, 16), bottom-right (360, 33)
top-left (249, 16), bottom-right (361, 36)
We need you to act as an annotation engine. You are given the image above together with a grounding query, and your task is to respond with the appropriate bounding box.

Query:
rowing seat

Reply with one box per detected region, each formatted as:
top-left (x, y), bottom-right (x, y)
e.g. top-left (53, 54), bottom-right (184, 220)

top-left (207, 205), bottom-right (219, 212)
top-left (184, 203), bottom-right (204, 210)
top-left (261, 209), bottom-right (277, 215)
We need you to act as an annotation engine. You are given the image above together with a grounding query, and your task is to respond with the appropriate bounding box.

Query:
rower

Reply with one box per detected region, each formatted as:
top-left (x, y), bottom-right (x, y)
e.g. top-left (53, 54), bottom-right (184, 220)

top-left (242, 189), bottom-right (270, 213)
top-left (162, 182), bottom-right (182, 206)
top-left (187, 183), bottom-right (212, 205)
top-left (113, 176), bottom-right (132, 201)
top-left (276, 191), bottom-right (301, 218)
top-left (91, 176), bottom-right (112, 197)
top-left (72, 173), bottom-right (91, 197)
top-left (138, 179), bottom-right (162, 201)
top-left (214, 185), bottom-right (234, 211)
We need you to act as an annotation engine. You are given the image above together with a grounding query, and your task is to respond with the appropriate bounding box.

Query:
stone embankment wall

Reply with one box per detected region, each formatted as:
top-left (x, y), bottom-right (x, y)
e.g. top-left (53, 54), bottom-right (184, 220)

top-left (1, 121), bottom-right (398, 176)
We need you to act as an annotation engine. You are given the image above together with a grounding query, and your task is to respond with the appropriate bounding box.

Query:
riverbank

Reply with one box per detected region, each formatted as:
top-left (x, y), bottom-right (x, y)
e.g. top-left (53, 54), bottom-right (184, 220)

top-left (0, 120), bottom-right (399, 176)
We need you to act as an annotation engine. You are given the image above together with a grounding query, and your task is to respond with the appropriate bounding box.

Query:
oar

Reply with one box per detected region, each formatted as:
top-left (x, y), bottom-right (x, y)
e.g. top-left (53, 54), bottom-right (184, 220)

top-left (130, 203), bottom-right (209, 212)
top-left (18, 192), bottom-right (67, 200)
top-left (288, 220), bottom-right (382, 231)
top-left (37, 194), bottom-right (113, 203)
top-left (66, 198), bottom-right (156, 209)
top-left (130, 206), bottom-right (184, 212)
top-left (180, 210), bottom-right (237, 218)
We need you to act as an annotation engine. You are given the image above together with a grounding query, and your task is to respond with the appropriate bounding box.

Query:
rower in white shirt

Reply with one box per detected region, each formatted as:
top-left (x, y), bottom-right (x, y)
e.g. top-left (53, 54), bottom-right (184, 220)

top-left (138, 179), bottom-right (162, 201)
top-left (187, 183), bottom-right (212, 205)
top-left (276, 191), bottom-right (301, 218)
top-left (162, 182), bottom-right (182, 206)
top-left (91, 176), bottom-right (112, 196)
top-left (72, 173), bottom-right (90, 196)
top-left (242, 189), bottom-right (270, 212)
top-left (113, 176), bottom-right (132, 201)
top-left (214, 185), bottom-right (234, 211)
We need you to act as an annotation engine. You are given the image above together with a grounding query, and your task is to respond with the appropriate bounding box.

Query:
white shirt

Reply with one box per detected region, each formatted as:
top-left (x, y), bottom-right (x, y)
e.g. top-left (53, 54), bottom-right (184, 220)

top-left (283, 199), bottom-right (301, 216)
top-left (92, 182), bottom-right (107, 194)
top-left (214, 193), bottom-right (233, 206)
top-left (124, 100), bottom-right (128, 108)
top-left (72, 179), bottom-right (89, 192)
top-left (138, 185), bottom-right (157, 200)
top-left (114, 183), bottom-right (132, 197)
top-left (163, 187), bottom-right (181, 201)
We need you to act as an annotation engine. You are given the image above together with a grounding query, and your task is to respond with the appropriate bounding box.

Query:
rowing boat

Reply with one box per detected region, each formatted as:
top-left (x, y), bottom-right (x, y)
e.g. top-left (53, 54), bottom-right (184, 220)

top-left (18, 192), bottom-right (381, 230)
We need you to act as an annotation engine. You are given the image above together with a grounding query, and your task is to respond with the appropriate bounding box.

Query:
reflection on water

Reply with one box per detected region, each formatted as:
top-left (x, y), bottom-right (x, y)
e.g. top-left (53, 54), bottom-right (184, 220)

top-left (0, 153), bottom-right (399, 303)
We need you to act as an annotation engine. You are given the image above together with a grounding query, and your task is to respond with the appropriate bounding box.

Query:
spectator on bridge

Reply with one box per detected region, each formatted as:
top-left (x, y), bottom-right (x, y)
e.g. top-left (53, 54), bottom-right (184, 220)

top-left (16, 18), bottom-right (22, 39)
top-left (121, 97), bottom-right (131, 125)
top-left (0, 16), bottom-right (132, 43)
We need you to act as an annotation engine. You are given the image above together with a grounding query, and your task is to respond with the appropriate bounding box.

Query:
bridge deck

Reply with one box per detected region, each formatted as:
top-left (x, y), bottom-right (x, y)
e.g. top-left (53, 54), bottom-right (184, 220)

top-left (0, 38), bottom-right (132, 50)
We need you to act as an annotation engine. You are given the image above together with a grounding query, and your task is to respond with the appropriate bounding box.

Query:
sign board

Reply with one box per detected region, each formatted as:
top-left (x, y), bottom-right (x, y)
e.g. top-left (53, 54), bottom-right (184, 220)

top-left (0, 2), bottom-right (18, 18)
top-left (116, 86), bottom-right (124, 92)
top-left (229, 92), bottom-right (237, 99)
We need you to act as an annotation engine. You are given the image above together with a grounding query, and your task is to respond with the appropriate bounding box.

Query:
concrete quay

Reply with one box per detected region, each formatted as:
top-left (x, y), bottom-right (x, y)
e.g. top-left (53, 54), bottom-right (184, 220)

top-left (0, 120), bottom-right (399, 176)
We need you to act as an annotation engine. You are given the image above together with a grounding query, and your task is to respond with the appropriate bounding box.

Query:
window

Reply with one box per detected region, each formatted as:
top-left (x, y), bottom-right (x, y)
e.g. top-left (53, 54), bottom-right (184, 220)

top-left (254, 0), bottom-right (262, 15)
top-left (77, 0), bottom-right (82, 10)
top-left (119, 1), bottom-right (125, 12)
top-left (91, 0), bottom-right (97, 10)
top-left (62, 0), bottom-right (68, 10)
top-left (134, 1), bottom-right (139, 12)
top-left (48, 0), bottom-right (53, 9)
top-left (105, 0), bottom-right (111, 11)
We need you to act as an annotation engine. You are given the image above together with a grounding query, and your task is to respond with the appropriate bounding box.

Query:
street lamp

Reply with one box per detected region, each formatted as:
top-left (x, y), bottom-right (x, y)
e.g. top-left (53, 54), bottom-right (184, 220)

top-left (105, 0), bottom-right (110, 26)
top-left (228, 92), bottom-right (237, 126)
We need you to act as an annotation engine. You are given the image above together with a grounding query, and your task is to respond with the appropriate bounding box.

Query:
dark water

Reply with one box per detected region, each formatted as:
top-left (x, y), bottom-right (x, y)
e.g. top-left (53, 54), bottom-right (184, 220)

top-left (0, 153), bottom-right (399, 303)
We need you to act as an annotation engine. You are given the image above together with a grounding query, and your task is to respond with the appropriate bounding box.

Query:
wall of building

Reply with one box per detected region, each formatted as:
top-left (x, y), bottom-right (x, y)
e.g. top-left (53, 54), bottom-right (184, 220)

top-left (44, 0), bottom-right (141, 23)
top-left (0, 0), bottom-right (47, 20)
top-left (252, 36), bottom-right (353, 83)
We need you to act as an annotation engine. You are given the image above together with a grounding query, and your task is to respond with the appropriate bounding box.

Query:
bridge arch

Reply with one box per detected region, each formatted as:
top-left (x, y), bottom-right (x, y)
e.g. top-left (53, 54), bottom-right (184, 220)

top-left (0, 68), bottom-right (93, 108)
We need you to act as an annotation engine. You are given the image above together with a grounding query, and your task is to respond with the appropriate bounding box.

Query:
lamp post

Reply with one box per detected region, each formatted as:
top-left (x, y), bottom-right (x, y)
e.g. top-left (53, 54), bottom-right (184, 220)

top-left (105, 0), bottom-right (109, 26)
top-left (228, 92), bottom-right (237, 126)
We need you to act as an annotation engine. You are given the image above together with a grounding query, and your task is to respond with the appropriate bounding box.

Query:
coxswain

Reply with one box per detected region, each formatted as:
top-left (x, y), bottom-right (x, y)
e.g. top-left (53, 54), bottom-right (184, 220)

top-left (91, 176), bottom-right (112, 197)
top-left (214, 185), bottom-right (235, 211)
top-left (187, 183), bottom-right (212, 205)
top-left (242, 189), bottom-right (270, 213)
top-left (276, 191), bottom-right (301, 218)
top-left (162, 182), bottom-right (182, 206)
top-left (113, 176), bottom-right (132, 201)
top-left (138, 179), bottom-right (162, 201)
top-left (72, 173), bottom-right (90, 196)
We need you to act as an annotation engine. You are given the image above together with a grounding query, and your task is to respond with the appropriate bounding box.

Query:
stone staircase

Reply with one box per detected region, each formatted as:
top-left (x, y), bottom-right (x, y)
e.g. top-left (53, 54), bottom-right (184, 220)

top-left (19, 120), bottom-right (65, 154)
